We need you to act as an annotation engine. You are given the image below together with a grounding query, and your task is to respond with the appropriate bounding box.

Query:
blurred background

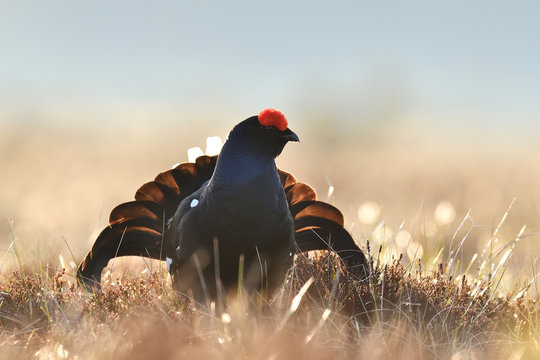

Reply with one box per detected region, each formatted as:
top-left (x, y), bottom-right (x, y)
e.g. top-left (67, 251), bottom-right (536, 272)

top-left (1, 1), bottom-right (539, 291)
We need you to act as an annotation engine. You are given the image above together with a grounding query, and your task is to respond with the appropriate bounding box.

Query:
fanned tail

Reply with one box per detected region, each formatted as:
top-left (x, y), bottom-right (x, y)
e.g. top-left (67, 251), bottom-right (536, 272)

top-left (76, 156), bottom-right (218, 287)
top-left (77, 156), bottom-right (366, 288)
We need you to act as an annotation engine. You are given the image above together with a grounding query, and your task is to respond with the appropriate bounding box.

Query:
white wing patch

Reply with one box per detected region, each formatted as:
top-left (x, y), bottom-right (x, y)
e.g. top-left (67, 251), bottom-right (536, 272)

top-left (190, 199), bottom-right (199, 208)
top-left (166, 257), bottom-right (172, 271)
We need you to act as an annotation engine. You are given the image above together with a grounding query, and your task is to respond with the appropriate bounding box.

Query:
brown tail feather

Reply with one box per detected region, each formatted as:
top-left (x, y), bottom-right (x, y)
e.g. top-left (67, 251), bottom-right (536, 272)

top-left (278, 169), bottom-right (297, 189)
top-left (289, 200), bottom-right (344, 226)
top-left (294, 216), bottom-right (367, 275)
top-left (134, 181), bottom-right (178, 204)
top-left (284, 183), bottom-right (317, 205)
top-left (284, 180), bottom-right (367, 276)
top-left (77, 225), bottom-right (164, 288)
top-left (109, 201), bottom-right (164, 225)
top-left (77, 155), bottom-right (366, 288)
top-left (77, 155), bottom-right (219, 288)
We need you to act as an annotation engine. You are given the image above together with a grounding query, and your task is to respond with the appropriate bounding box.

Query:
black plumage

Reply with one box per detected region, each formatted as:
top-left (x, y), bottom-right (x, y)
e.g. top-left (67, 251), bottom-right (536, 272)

top-left (77, 111), bottom-right (366, 299)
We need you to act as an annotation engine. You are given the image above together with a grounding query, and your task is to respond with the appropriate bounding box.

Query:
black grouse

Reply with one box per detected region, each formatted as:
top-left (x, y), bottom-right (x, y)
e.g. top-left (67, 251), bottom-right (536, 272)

top-left (77, 109), bottom-right (366, 299)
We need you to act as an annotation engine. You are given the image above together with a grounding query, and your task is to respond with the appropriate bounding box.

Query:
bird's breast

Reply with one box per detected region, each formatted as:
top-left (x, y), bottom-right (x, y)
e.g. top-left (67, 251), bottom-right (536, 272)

top-left (210, 188), bottom-right (289, 226)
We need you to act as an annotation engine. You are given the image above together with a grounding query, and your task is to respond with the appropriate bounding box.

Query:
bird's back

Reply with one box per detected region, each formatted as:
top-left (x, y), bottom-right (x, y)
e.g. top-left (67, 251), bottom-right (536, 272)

top-left (77, 111), bottom-right (367, 301)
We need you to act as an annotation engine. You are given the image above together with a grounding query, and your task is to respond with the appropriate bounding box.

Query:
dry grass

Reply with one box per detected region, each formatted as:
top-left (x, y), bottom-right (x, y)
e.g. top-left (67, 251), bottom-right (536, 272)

top-left (1, 122), bottom-right (540, 358)
top-left (0, 244), bottom-right (538, 359)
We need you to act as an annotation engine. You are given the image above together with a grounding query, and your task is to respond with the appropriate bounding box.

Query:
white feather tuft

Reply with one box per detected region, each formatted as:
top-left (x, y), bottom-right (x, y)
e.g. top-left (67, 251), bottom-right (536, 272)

top-left (205, 136), bottom-right (223, 156)
top-left (187, 147), bottom-right (204, 163)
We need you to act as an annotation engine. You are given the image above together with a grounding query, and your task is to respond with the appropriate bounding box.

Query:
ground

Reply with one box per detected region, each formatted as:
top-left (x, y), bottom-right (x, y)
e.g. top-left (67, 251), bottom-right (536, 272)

top-left (1, 123), bottom-right (539, 359)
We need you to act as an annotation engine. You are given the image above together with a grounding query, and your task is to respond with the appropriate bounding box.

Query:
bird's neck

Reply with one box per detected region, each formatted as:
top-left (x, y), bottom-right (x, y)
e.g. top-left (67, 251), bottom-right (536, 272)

top-left (210, 139), bottom-right (277, 186)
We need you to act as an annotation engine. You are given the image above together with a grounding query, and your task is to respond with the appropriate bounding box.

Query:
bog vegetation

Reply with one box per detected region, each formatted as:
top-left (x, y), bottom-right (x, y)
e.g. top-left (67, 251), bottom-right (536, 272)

top-left (0, 231), bottom-right (538, 359)
top-left (1, 125), bottom-right (540, 359)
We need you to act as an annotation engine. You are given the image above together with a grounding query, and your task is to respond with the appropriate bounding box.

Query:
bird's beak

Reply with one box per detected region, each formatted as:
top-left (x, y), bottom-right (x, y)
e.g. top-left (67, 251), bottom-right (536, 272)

top-left (283, 129), bottom-right (300, 142)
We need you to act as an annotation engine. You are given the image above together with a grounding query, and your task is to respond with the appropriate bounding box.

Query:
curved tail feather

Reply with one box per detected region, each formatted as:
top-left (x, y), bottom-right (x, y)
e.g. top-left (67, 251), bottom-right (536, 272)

top-left (77, 156), bottom-right (218, 287)
top-left (289, 200), bottom-right (344, 226)
top-left (294, 216), bottom-right (366, 270)
top-left (77, 225), bottom-right (164, 288)
top-left (78, 156), bottom-right (366, 287)
top-left (284, 183), bottom-right (317, 205)
top-left (278, 168), bottom-right (367, 276)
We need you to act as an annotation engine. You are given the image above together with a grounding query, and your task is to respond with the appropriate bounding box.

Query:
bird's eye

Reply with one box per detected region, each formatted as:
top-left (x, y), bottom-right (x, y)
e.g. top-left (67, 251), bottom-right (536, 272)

top-left (263, 125), bottom-right (280, 133)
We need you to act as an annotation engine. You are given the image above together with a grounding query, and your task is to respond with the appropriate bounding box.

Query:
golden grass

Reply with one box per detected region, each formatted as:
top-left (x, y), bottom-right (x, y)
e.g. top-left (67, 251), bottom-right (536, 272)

top-left (1, 122), bottom-right (540, 358)
top-left (0, 248), bottom-right (538, 359)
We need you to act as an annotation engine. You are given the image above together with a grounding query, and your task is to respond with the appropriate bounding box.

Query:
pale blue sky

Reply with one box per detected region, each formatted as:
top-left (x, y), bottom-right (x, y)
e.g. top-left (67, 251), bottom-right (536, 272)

top-left (1, 1), bottom-right (539, 132)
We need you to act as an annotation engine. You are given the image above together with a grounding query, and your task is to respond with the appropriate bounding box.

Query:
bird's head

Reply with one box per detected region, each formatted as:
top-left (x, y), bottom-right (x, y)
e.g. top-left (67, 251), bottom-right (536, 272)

top-left (228, 108), bottom-right (299, 158)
